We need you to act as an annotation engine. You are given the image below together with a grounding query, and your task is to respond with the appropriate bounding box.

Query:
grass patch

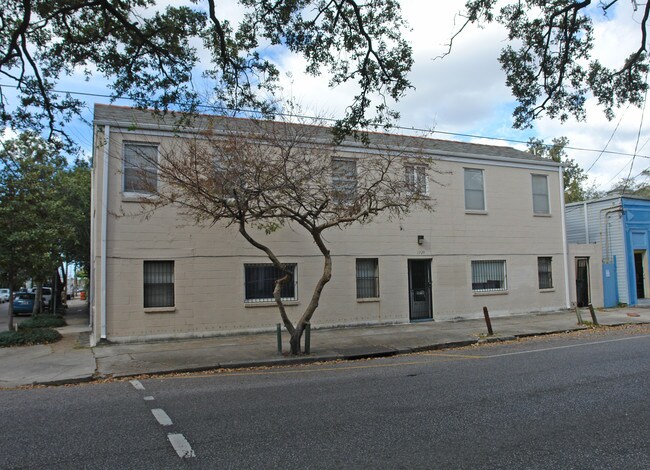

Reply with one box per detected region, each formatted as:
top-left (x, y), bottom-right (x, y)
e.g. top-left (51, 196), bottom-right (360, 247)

top-left (19, 314), bottom-right (66, 330)
top-left (0, 328), bottom-right (62, 347)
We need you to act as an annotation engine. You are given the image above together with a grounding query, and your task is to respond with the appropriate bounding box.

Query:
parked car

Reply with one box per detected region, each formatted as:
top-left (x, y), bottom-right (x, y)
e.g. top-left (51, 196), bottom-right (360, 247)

top-left (29, 287), bottom-right (52, 307)
top-left (0, 289), bottom-right (9, 303)
top-left (13, 292), bottom-right (35, 315)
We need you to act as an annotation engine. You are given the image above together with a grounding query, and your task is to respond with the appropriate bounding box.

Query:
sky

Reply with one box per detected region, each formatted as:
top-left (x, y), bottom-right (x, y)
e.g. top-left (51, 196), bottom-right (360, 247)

top-left (7, 0), bottom-right (650, 193)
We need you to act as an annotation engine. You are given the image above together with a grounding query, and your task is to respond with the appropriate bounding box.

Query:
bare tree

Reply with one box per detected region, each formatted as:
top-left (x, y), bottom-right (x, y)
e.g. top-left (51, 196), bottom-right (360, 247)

top-left (130, 116), bottom-right (435, 354)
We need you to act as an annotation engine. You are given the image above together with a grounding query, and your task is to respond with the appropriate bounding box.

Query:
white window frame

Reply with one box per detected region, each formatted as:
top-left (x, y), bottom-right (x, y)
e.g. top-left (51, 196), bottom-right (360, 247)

top-left (123, 143), bottom-right (158, 194)
top-left (356, 258), bottom-right (380, 299)
top-left (464, 168), bottom-right (485, 211)
top-left (532, 174), bottom-right (550, 215)
top-left (331, 158), bottom-right (357, 203)
top-left (405, 165), bottom-right (428, 195)
top-left (244, 264), bottom-right (298, 303)
top-left (471, 260), bottom-right (507, 293)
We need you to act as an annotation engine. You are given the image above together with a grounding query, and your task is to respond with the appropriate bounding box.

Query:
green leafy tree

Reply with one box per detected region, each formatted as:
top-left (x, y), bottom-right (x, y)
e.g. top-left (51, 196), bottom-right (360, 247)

top-left (607, 170), bottom-right (650, 197)
top-left (0, 132), bottom-right (66, 327)
top-left (1, 0), bottom-right (413, 144)
top-left (528, 136), bottom-right (588, 203)
top-left (60, 158), bottom-right (91, 272)
top-left (448, 1), bottom-right (649, 128)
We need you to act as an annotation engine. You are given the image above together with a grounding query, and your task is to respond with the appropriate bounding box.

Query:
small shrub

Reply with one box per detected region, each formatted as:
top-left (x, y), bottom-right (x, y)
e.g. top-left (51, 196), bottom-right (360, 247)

top-left (0, 328), bottom-right (62, 347)
top-left (19, 314), bottom-right (66, 330)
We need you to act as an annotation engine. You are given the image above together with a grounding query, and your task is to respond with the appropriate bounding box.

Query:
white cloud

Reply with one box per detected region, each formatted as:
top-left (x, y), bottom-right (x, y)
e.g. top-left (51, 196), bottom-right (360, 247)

top-left (15, 0), bottom-right (649, 192)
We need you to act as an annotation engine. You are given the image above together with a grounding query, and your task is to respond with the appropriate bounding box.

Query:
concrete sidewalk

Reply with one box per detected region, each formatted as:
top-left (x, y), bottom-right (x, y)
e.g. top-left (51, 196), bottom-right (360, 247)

top-left (1, 301), bottom-right (649, 389)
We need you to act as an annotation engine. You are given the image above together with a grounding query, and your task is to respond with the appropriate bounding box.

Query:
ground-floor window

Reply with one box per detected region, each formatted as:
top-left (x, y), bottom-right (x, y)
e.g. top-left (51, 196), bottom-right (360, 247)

top-left (471, 260), bottom-right (507, 292)
top-left (143, 260), bottom-right (175, 307)
top-left (356, 258), bottom-right (379, 298)
top-left (244, 264), bottom-right (297, 302)
top-left (538, 257), bottom-right (553, 289)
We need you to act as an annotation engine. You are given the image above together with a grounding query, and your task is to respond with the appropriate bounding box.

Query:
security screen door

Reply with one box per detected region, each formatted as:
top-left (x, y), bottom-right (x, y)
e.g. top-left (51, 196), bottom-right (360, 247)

top-left (408, 260), bottom-right (432, 321)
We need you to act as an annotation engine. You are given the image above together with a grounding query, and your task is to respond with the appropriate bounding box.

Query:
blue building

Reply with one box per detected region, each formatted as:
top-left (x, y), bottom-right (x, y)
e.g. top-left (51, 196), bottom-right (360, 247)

top-left (566, 196), bottom-right (650, 307)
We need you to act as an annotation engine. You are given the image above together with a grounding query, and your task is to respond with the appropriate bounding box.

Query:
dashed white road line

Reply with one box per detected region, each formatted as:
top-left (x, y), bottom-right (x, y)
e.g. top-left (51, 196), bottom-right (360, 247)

top-left (130, 380), bottom-right (145, 390)
top-left (151, 408), bottom-right (173, 426)
top-left (138, 390), bottom-right (195, 459)
top-left (168, 433), bottom-right (196, 458)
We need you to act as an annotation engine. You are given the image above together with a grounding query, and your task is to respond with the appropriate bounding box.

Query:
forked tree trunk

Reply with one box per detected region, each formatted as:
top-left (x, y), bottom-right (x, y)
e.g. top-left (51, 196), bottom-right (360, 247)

top-left (287, 235), bottom-right (332, 355)
top-left (289, 323), bottom-right (305, 355)
top-left (239, 221), bottom-right (333, 355)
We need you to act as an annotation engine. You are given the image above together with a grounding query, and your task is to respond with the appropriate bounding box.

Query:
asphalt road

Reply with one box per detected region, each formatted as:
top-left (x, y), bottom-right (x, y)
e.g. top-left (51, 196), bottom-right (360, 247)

top-left (1, 326), bottom-right (649, 469)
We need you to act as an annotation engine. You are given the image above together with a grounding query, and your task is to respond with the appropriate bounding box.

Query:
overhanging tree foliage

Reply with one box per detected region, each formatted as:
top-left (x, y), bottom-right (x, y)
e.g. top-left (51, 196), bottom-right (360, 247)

top-left (449, 0), bottom-right (649, 128)
top-left (1, 0), bottom-right (413, 145)
top-left (130, 115), bottom-right (434, 354)
top-left (527, 136), bottom-right (589, 203)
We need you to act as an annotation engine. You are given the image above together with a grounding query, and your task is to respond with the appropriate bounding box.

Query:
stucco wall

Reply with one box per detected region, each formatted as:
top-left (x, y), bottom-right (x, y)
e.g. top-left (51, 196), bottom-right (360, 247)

top-left (91, 107), bottom-right (568, 343)
top-left (567, 243), bottom-right (604, 308)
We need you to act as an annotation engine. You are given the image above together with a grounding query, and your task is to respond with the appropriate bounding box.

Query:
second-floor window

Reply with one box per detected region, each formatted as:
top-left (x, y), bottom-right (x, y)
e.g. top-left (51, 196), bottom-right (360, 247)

top-left (532, 174), bottom-right (550, 214)
top-left (464, 168), bottom-right (485, 211)
top-left (405, 165), bottom-right (428, 195)
top-left (124, 143), bottom-right (158, 194)
top-left (331, 158), bottom-right (357, 203)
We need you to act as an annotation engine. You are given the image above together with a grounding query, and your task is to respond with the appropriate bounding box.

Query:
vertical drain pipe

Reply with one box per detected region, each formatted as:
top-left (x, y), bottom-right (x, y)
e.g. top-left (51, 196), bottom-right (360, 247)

top-left (559, 166), bottom-right (571, 309)
top-left (100, 125), bottom-right (110, 340)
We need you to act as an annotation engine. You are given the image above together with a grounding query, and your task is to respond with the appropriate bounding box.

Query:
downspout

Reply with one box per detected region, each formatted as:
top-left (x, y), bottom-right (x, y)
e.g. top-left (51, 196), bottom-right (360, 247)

top-left (600, 204), bottom-right (623, 263)
top-left (559, 166), bottom-right (571, 308)
top-left (101, 125), bottom-right (110, 340)
top-left (89, 129), bottom-right (95, 332)
top-left (583, 201), bottom-right (589, 243)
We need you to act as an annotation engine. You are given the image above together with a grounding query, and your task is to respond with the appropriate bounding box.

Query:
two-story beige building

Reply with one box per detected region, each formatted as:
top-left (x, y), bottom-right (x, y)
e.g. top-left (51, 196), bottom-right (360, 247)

top-left (90, 104), bottom-right (570, 344)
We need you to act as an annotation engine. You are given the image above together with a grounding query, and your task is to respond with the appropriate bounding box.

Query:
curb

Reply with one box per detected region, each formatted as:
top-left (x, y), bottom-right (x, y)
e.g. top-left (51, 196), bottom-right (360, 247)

top-left (24, 320), bottom-right (650, 388)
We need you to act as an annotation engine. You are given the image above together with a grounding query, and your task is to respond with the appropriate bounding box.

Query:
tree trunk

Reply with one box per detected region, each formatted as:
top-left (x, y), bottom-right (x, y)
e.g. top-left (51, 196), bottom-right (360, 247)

top-left (7, 285), bottom-right (14, 331)
top-left (289, 324), bottom-right (305, 355)
top-left (33, 282), bottom-right (43, 315)
top-left (61, 263), bottom-right (68, 306)
top-left (285, 232), bottom-right (332, 355)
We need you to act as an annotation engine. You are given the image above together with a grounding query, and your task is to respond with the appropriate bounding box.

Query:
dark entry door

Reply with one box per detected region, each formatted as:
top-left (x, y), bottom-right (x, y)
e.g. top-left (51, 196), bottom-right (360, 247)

top-left (408, 260), bottom-right (432, 321)
top-left (575, 258), bottom-right (590, 308)
top-left (634, 252), bottom-right (646, 299)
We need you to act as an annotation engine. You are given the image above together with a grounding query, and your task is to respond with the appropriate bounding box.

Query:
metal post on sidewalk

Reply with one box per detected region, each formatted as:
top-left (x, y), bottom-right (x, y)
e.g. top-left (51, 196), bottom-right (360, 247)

top-left (276, 323), bottom-right (282, 355)
top-left (483, 306), bottom-right (494, 336)
top-left (574, 305), bottom-right (583, 325)
top-left (588, 304), bottom-right (599, 325)
top-left (304, 323), bottom-right (311, 355)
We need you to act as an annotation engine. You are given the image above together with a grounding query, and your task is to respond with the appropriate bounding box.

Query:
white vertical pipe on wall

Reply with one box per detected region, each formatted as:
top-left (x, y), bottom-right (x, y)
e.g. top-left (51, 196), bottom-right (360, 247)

top-left (583, 201), bottom-right (590, 243)
top-left (89, 129), bottom-right (96, 334)
top-left (100, 125), bottom-right (110, 339)
top-left (559, 166), bottom-right (571, 308)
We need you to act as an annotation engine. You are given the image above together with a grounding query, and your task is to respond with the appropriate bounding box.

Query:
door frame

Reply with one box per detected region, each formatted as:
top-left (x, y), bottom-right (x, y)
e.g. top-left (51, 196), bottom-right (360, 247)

top-left (633, 250), bottom-right (648, 300)
top-left (408, 259), bottom-right (432, 321)
top-left (575, 257), bottom-right (591, 308)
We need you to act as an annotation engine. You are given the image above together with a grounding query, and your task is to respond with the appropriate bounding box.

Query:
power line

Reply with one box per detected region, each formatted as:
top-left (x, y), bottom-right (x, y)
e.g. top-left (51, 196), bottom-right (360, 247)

top-left (585, 105), bottom-right (628, 173)
top-left (621, 73), bottom-right (649, 195)
top-left (2, 82), bottom-right (650, 160)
